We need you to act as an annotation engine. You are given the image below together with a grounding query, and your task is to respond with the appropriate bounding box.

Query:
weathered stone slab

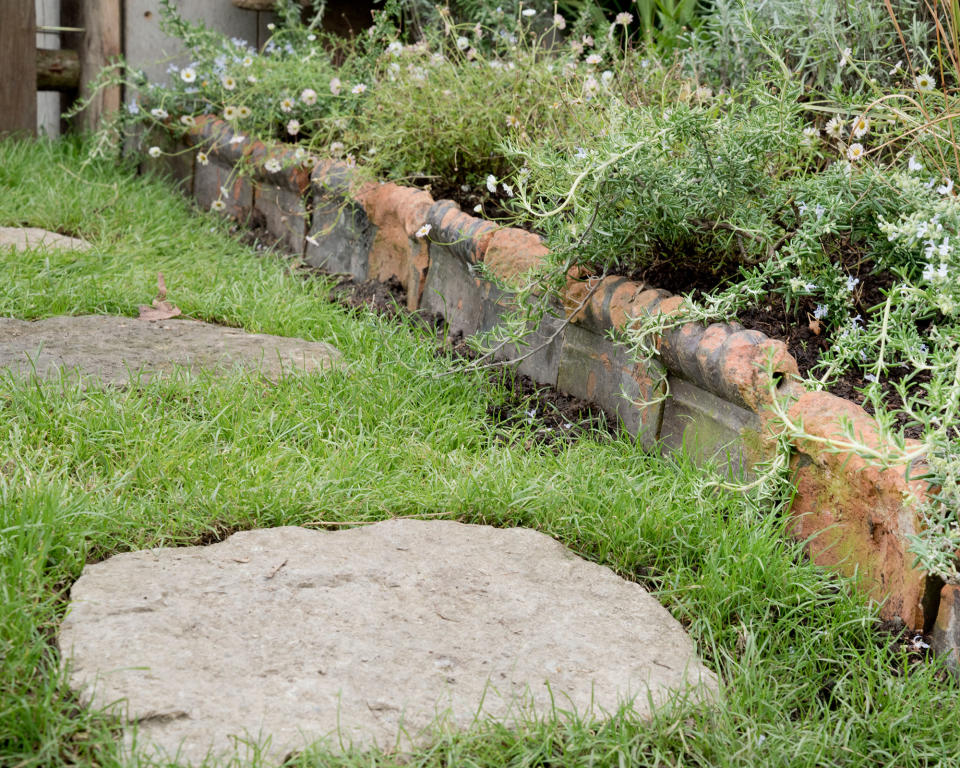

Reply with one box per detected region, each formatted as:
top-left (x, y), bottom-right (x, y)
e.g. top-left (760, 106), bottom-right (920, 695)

top-left (0, 227), bottom-right (90, 252)
top-left (60, 520), bottom-right (718, 765)
top-left (305, 195), bottom-right (374, 280)
top-left (194, 156), bottom-right (252, 220)
top-left (659, 376), bottom-right (762, 478)
top-left (254, 184), bottom-right (308, 255)
top-left (0, 315), bottom-right (339, 385)
top-left (557, 323), bottom-right (665, 445)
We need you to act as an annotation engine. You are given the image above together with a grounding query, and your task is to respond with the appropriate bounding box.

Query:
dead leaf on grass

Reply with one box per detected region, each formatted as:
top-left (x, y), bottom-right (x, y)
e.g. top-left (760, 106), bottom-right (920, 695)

top-left (138, 272), bottom-right (182, 321)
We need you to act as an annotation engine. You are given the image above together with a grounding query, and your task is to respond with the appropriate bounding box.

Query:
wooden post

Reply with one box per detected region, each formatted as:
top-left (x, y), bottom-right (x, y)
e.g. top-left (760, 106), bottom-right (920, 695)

top-left (79, 0), bottom-right (121, 131)
top-left (37, 48), bottom-right (81, 91)
top-left (0, 0), bottom-right (38, 136)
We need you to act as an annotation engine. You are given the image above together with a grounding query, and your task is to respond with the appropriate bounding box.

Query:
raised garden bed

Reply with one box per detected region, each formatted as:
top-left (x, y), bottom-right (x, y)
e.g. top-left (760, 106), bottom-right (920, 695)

top-left (147, 115), bottom-right (959, 666)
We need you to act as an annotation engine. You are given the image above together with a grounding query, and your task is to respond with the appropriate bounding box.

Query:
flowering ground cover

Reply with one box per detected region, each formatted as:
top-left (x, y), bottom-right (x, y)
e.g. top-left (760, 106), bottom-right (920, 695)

top-left (4, 132), bottom-right (960, 768)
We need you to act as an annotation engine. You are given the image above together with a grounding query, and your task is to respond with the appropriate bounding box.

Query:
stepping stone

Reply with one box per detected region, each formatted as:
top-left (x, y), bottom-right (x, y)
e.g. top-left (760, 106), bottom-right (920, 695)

top-left (0, 315), bottom-right (339, 384)
top-left (0, 226), bottom-right (91, 252)
top-left (59, 520), bottom-right (719, 765)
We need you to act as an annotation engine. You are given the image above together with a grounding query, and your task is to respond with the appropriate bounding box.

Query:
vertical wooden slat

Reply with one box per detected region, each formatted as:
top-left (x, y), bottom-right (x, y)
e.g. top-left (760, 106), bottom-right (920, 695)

top-left (0, 0), bottom-right (38, 136)
top-left (79, 0), bottom-right (121, 131)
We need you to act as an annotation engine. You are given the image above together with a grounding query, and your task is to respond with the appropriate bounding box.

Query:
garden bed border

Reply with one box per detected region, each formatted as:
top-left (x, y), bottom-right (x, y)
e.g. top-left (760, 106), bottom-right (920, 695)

top-left (147, 116), bottom-right (959, 665)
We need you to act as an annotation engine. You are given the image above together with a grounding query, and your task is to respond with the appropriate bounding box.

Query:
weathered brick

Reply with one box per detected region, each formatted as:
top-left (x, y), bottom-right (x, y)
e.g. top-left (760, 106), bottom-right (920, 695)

top-left (254, 184), bottom-right (307, 255)
top-left (421, 244), bottom-right (485, 339)
top-left (557, 323), bottom-right (665, 445)
top-left (305, 194), bottom-right (373, 280)
top-left (194, 156), bottom-right (252, 220)
top-left (659, 376), bottom-right (762, 478)
top-left (787, 391), bottom-right (929, 628)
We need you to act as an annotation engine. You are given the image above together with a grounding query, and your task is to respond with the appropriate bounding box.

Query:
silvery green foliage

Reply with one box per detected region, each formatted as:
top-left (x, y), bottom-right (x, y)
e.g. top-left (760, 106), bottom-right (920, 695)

top-left (688, 0), bottom-right (933, 91)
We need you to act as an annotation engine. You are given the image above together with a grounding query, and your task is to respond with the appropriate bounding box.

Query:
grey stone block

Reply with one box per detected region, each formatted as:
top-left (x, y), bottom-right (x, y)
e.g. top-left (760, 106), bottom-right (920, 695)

top-left (659, 375), bottom-right (762, 477)
top-left (304, 195), bottom-right (373, 280)
top-left (481, 284), bottom-right (565, 388)
top-left (556, 323), bottom-right (665, 445)
top-left (254, 184), bottom-right (307, 256)
top-left (421, 245), bottom-right (484, 339)
top-left (194, 157), bottom-right (252, 220)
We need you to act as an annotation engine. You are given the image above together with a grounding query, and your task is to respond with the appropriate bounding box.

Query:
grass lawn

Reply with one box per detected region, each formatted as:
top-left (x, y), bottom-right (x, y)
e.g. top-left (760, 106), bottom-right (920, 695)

top-left (1, 139), bottom-right (958, 768)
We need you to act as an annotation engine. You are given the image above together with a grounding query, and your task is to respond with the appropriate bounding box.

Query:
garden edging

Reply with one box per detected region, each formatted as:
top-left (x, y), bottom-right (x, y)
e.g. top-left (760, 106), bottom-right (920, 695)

top-left (147, 116), bottom-right (957, 664)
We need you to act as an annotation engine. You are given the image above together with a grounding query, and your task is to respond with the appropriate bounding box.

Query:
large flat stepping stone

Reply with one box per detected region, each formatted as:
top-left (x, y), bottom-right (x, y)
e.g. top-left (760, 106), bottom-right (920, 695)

top-left (0, 226), bottom-right (91, 252)
top-left (0, 315), bottom-right (339, 384)
top-left (59, 520), bottom-right (719, 765)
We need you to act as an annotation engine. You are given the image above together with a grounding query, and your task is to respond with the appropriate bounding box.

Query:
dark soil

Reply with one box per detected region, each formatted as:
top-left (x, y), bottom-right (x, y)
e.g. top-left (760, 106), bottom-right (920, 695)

top-left (412, 177), bottom-right (519, 225)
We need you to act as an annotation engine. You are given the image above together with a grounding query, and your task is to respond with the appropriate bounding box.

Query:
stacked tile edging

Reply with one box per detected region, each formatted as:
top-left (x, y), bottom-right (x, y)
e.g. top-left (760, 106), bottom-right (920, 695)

top-left (149, 118), bottom-right (942, 647)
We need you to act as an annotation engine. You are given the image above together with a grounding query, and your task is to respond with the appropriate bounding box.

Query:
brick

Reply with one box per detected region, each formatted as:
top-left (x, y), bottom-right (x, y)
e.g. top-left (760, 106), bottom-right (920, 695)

top-left (787, 391), bottom-right (929, 628)
top-left (556, 323), bottom-right (665, 445)
top-left (932, 584), bottom-right (960, 672)
top-left (420, 244), bottom-right (485, 339)
top-left (304, 194), bottom-right (373, 280)
top-left (480, 284), bottom-right (565, 387)
top-left (194, 156), bottom-right (252, 221)
top-left (659, 376), bottom-right (763, 478)
top-left (254, 184), bottom-right (307, 255)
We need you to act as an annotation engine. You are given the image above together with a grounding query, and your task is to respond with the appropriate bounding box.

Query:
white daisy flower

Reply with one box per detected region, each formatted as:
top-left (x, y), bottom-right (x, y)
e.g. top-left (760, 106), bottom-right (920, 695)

top-left (847, 142), bottom-right (865, 161)
top-left (222, 76), bottom-right (237, 90)
top-left (329, 77), bottom-right (342, 95)
top-left (330, 141), bottom-right (345, 156)
top-left (237, 105), bottom-right (252, 119)
top-left (211, 199), bottom-right (227, 212)
top-left (197, 151), bottom-right (210, 166)
top-left (615, 12), bottom-right (633, 25)
top-left (553, 13), bottom-right (566, 29)
top-left (473, 204), bottom-right (483, 213)
top-left (915, 72), bottom-right (935, 91)
top-left (801, 126), bottom-right (820, 146)
top-left (247, 75), bottom-right (257, 84)
top-left (229, 134), bottom-right (246, 145)
top-left (280, 97), bottom-right (295, 112)
top-left (242, 55), bottom-right (254, 67)
top-left (387, 41), bottom-right (403, 56)
top-left (486, 174), bottom-right (497, 193)
top-left (501, 183), bottom-right (514, 197)
top-left (505, 115), bottom-right (520, 128)
top-left (585, 53), bottom-right (602, 66)
top-left (825, 115), bottom-right (844, 139)
top-left (351, 83), bottom-right (367, 94)
top-left (264, 158), bottom-right (282, 173)
top-left (148, 146), bottom-right (162, 158)
top-left (301, 88), bottom-right (317, 105)
top-left (456, 36), bottom-right (469, 50)
top-left (851, 115), bottom-right (869, 139)
top-left (307, 33), bottom-right (316, 42)
top-left (522, 7), bottom-right (536, 16)
top-left (415, 224), bottom-right (432, 238)
top-left (286, 119), bottom-right (301, 136)
top-left (180, 115), bottom-right (196, 127)
top-left (150, 107), bottom-right (168, 119)
top-left (180, 67), bottom-right (197, 83)
top-left (223, 105), bottom-right (238, 120)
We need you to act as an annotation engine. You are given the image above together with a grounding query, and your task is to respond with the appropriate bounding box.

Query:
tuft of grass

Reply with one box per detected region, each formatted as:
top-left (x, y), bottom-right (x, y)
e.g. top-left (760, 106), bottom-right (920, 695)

top-left (1, 137), bottom-right (959, 767)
